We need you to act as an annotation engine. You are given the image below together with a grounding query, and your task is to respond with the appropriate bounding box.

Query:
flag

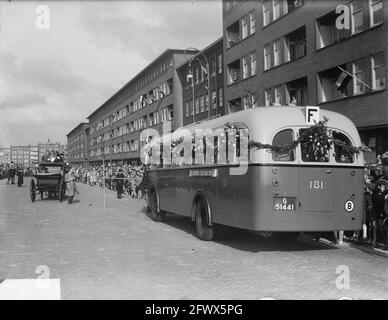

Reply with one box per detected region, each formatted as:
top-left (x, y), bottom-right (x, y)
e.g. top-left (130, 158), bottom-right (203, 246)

top-left (336, 69), bottom-right (352, 92)
top-left (335, 71), bottom-right (349, 88)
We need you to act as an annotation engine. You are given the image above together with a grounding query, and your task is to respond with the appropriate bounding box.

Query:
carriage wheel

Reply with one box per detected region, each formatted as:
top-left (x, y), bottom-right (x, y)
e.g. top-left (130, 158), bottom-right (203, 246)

top-left (195, 197), bottom-right (215, 241)
top-left (30, 179), bottom-right (36, 202)
top-left (59, 178), bottom-right (65, 202)
top-left (148, 190), bottom-right (166, 222)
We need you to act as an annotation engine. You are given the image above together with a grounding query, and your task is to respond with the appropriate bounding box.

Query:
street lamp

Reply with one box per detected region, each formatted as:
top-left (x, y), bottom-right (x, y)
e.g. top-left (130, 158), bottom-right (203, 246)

top-left (183, 47), bottom-right (211, 121)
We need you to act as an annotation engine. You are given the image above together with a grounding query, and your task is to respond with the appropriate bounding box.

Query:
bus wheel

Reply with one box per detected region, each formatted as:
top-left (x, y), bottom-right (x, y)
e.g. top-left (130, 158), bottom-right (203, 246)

top-left (195, 198), bottom-right (215, 241)
top-left (148, 190), bottom-right (166, 222)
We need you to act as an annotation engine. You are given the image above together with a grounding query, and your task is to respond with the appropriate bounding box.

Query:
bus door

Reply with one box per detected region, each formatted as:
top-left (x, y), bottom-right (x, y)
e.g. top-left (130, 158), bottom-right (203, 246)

top-left (298, 129), bottom-right (334, 212)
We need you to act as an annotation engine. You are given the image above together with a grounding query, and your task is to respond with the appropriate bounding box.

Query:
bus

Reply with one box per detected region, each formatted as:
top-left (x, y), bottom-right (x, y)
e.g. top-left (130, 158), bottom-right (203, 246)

top-left (143, 106), bottom-right (364, 241)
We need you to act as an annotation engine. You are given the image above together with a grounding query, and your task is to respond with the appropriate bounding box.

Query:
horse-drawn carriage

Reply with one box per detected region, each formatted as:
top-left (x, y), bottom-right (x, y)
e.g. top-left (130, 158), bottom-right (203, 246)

top-left (30, 162), bottom-right (67, 202)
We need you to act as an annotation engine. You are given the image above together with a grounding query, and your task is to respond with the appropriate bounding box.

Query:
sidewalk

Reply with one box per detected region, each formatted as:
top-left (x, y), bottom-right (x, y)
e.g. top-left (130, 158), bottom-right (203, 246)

top-left (343, 238), bottom-right (388, 258)
top-left (300, 233), bottom-right (388, 258)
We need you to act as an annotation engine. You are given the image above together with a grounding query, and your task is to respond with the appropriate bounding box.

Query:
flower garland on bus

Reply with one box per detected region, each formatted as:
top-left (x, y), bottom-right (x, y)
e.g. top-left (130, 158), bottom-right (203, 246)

top-left (227, 118), bottom-right (367, 162)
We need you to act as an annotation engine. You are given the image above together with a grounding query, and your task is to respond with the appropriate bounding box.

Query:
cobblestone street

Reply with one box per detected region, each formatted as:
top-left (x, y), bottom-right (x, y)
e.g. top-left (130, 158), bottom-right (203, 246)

top-left (0, 178), bottom-right (387, 300)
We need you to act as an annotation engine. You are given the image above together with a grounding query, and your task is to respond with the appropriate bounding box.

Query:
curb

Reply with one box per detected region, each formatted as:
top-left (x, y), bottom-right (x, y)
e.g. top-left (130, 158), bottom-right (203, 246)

top-left (345, 242), bottom-right (388, 258)
top-left (299, 235), bottom-right (388, 258)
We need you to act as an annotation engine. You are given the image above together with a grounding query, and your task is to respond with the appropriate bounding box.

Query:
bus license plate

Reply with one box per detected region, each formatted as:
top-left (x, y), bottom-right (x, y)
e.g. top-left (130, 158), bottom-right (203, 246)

top-left (273, 197), bottom-right (296, 211)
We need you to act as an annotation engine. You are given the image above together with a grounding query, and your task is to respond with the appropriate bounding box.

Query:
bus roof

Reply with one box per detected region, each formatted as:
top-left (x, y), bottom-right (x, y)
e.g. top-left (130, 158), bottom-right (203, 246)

top-left (180, 106), bottom-right (361, 145)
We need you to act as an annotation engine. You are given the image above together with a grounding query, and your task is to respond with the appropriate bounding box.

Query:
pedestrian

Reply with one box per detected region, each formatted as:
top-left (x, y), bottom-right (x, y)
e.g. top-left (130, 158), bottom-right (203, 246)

top-left (8, 165), bottom-right (16, 185)
top-left (115, 168), bottom-right (125, 199)
top-left (65, 169), bottom-right (78, 204)
top-left (17, 168), bottom-right (24, 187)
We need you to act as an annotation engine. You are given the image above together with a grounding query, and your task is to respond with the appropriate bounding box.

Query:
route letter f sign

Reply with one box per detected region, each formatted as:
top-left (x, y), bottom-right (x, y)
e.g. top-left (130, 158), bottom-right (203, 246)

top-left (306, 106), bottom-right (320, 125)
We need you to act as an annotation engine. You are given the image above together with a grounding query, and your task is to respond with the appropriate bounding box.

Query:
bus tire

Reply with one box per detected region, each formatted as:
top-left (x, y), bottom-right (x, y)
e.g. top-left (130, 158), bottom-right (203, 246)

top-left (148, 190), bottom-right (166, 222)
top-left (195, 197), bottom-right (215, 241)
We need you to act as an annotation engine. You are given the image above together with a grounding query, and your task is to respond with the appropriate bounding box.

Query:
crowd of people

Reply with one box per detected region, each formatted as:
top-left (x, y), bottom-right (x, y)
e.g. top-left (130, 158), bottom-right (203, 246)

top-left (72, 163), bottom-right (148, 199)
top-left (0, 162), bottom-right (29, 187)
top-left (358, 154), bottom-right (388, 249)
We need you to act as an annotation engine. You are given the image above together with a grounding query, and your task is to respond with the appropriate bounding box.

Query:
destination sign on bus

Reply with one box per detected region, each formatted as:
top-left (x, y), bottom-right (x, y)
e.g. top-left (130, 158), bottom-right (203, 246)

top-left (189, 169), bottom-right (218, 178)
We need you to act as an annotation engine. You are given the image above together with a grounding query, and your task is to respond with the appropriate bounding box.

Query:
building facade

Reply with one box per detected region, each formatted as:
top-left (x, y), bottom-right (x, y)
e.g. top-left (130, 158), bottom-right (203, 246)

top-left (0, 148), bottom-right (10, 164)
top-left (176, 38), bottom-right (226, 126)
top-left (10, 145), bottom-right (38, 167)
top-left (66, 123), bottom-right (89, 165)
top-left (87, 49), bottom-right (196, 164)
top-left (223, 0), bottom-right (387, 159)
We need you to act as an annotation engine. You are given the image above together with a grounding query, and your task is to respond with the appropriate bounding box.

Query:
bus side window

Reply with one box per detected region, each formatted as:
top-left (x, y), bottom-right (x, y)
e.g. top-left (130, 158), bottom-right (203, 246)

top-left (333, 131), bottom-right (354, 163)
top-left (272, 129), bottom-right (295, 162)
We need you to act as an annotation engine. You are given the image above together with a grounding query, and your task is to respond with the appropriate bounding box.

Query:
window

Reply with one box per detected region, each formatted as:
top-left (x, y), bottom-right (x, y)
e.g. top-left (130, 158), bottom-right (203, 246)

top-left (228, 97), bottom-right (242, 112)
top-left (242, 15), bottom-right (249, 39)
top-left (264, 0), bottom-right (303, 26)
top-left (218, 88), bottom-right (224, 107)
top-left (242, 55), bottom-right (250, 79)
top-left (185, 101), bottom-right (190, 117)
top-left (316, 10), bottom-right (350, 49)
top-left (351, 1), bottom-right (364, 34)
top-left (211, 59), bottom-right (216, 77)
top-left (243, 95), bottom-right (250, 110)
top-left (251, 51), bottom-right (257, 76)
top-left (205, 95), bottom-right (209, 111)
top-left (353, 58), bottom-right (367, 94)
top-left (200, 95), bottom-right (205, 113)
top-left (370, 0), bottom-right (383, 26)
top-left (273, 0), bottom-right (281, 20)
top-left (226, 20), bottom-right (240, 47)
top-left (317, 65), bottom-right (351, 103)
top-left (195, 97), bottom-right (200, 114)
top-left (272, 129), bottom-right (295, 161)
top-left (263, 1), bottom-right (271, 26)
top-left (250, 10), bottom-right (256, 34)
top-left (212, 90), bottom-right (217, 109)
top-left (274, 39), bottom-right (282, 66)
top-left (264, 44), bottom-right (273, 70)
top-left (286, 77), bottom-right (308, 106)
top-left (227, 59), bottom-right (241, 84)
top-left (285, 26), bottom-right (306, 62)
top-left (372, 53), bottom-right (385, 90)
top-left (195, 68), bottom-right (199, 85)
top-left (274, 85), bottom-right (283, 105)
top-left (333, 131), bottom-right (354, 163)
top-left (217, 54), bottom-right (223, 74)
top-left (265, 88), bottom-right (273, 106)
top-left (300, 129), bottom-right (329, 162)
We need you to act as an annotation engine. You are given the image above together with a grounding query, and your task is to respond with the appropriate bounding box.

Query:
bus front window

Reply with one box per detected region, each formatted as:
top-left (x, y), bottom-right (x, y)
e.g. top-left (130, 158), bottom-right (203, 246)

top-left (272, 129), bottom-right (295, 161)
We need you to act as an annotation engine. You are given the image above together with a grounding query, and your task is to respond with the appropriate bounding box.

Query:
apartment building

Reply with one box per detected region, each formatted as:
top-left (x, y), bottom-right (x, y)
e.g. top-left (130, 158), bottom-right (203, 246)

top-left (223, 0), bottom-right (386, 159)
top-left (86, 49), bottom-right (196, 164)
top-left (176, 38), bottom-right (226, 126)
top-left (10, 145), bottom-right (38, 167)
top-left (66, 123), bottom-right (89, 165)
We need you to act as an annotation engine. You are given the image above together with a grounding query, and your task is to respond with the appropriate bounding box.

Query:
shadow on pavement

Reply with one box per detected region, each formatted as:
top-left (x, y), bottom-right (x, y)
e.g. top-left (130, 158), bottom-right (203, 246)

top-left (142, 208), bottom-right (338, 253)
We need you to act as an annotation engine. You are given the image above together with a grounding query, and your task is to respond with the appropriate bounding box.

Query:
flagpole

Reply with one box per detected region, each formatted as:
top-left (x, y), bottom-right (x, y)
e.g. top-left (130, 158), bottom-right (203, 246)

top-left (337, 65), bottom-right (373, 90)
top-left (103, 157), bottom-right (106, 209)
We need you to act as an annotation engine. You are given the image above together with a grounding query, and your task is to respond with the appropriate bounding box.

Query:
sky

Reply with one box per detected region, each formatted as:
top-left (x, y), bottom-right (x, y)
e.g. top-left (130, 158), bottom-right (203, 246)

top-left (0, 0), bottom-right (222, 147)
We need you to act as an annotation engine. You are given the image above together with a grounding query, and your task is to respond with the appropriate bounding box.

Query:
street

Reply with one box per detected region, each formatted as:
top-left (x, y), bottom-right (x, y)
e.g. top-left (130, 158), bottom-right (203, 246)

top-left (0, 177), bottom-right (387, 300)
